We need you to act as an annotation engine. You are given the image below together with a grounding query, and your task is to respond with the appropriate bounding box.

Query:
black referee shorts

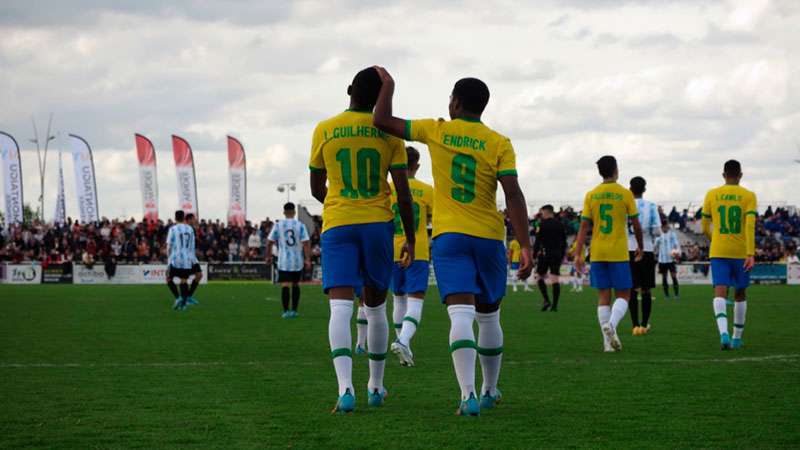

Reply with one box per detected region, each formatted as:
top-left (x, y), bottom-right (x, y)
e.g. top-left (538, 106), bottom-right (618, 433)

top-left (536, 254), bottom-right (563, 276)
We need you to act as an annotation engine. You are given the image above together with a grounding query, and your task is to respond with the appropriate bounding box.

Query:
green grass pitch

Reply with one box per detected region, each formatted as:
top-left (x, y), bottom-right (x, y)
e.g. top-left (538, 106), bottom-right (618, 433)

top-left (1, 283), bottom-right (798, 449)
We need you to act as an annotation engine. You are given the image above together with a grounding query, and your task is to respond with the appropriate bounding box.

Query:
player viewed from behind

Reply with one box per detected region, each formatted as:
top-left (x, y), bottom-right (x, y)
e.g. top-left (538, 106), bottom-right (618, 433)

top-left (654, 222), bottom-right (681, 299)
top-left (166, 210), bottom-right (200, 311)
top-left (266, 202), bottom-right (311, 319)
top-left (627, 177), bottom-right (661, 336)
top-left (373, 66), bottom-right (533, 416)
top-left (309, 67), bottom-right (416, 413)
top-left (389, 146), bottom-right (434, 367)
top-left (534, 205), bottom-right (567, 311)
top-left (573, 156), bottom-right (643, 352)
top-left (184, 213), bottom-right (203, 306)
top-left (701, 160), bottom-right (757, 350)
top-left (507, 238), bottom-right (530, 292)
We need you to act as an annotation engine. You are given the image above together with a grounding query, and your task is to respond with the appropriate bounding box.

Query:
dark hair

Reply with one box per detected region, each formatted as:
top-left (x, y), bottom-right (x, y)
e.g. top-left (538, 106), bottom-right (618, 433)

top-left (596, 155), bottom-right (617, 178)
top-left (629, 176), bottom-right (646, 195)
top-left (723, 159), bottom-right (742, 176)
top-left (284, 202), bottom-right (296, 212)
top-left (452, 78), bottom-right (490, 114)
top-left (349, 67), bottom-right (382, 109)
top-left (541, 204), bottom-right (554, 213)
top-left (175, 210), bottom-right (185, 221)
top-left (186, 213), bottom-right (195, 221)
top-left (406, 146), bottom-right (420, 168)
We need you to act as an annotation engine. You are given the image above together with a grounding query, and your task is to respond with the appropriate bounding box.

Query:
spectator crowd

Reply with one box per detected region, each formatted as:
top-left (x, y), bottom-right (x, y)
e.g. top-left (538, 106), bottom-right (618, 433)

top-left (0, 216), bottom-right (323, 266)
top-left (0, 205), bottom-right (797, 266)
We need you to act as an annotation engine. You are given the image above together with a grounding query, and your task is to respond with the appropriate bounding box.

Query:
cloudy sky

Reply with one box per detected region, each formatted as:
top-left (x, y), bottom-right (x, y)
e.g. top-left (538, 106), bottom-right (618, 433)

top-left (1, 0), bottom-right (798, 221)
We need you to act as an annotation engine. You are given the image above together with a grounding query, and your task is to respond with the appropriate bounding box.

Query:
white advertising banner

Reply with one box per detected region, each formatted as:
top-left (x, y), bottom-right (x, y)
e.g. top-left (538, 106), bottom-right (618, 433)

top-left (69, 134), bottom-right (100, 224)
top-left (788, 264), bottom-right (800, 286)
top-left (4, 264), bottom-right (42, 284)
top-left (171, 135), bottom-right (198, 217)
top-left (53, 150), bottom-right (66, 225)
top-left (73, 264), bottom-right (208, 285)
top-left (135, 134), bottom-right (159, 223)
top-left (227, 136), bottom-right (246, 226)
top-left (0, 132), bottom-right (24, 224)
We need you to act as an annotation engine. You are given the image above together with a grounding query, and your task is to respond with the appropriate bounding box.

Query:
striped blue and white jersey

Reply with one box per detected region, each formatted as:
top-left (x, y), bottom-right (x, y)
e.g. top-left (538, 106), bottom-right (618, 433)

top-left (655, 230), bottom-right (680, 264)
top-left (167, 223), bottom-right (197, 269)
top-left (268, 219), bottom-right (310, 272)
top-left (628, 198), bottom-right (662, 252)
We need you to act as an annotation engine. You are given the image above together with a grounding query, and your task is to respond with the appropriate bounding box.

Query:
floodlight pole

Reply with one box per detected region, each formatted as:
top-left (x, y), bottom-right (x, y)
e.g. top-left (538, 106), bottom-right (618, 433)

top-left (277, 182), bottom-right (296, 203)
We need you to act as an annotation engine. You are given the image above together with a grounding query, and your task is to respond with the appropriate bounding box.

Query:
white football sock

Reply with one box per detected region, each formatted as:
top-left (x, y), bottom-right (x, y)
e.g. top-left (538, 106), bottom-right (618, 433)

top-left (448, 304), bottom-right (477, 400)
top-left (609, 298), bottom-right (628, 329)
top-left (597, 305), bottom-right (611, 345)
top-left (733, 300), bottom-right (746, 339)
top-left (329, 299), bottom-right (353, 396)
top-left (356, 305), bottom-right (368, 349)
top-left (476, 310), bottom-right (503, 397)
top-left (398, 297), bottom-right (423, 347)
top-left (713, 297), bottom-right (728, 336)
top-left (392, 295), bottom-right (407, 337)
top-left (365, 302), bottom-right (389, 393)
top-left (512, 278), bottom-right (518, 292)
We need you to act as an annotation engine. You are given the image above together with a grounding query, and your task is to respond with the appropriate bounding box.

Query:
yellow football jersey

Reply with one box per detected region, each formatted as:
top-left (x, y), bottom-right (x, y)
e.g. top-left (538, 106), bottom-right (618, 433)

top-left (405, 118), bottom-right (516, 241)
top-left (390, 178), bottom-right (434, 261)
top-left (310, 110), bottom-right (407, 233)
top-left (701, 184), bottom-right (757, 258)
top-left (508, 239), bottom-right (521, 263)
top-left (581, 182), bottom-right (639, 262)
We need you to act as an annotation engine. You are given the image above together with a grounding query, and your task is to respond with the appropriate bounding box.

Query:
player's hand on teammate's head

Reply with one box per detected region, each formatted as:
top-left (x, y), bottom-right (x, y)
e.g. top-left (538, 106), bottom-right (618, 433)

top-left (743, 256), bottom-right (755, 272)
top-left (372, 66), bottom-right (394, 85)
top-left (517, 247), bottom-right (533, 281)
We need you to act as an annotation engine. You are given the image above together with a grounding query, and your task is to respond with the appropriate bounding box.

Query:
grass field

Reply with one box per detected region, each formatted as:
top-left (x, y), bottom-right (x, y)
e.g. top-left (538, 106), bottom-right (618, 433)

top-left (1, 283), bottom-right (799, 449)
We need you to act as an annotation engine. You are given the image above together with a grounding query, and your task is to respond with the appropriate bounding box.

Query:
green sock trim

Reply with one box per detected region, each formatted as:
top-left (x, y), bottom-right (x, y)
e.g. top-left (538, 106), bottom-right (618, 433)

top-left (356, 319), bottom-right (368, 325)
top-left (331, 348), bottom-right (352, 359)
top-left (402, 316), bottom-right (419, 327)
top-left (734, 323), bottom-right (745, 329)
top-left (394, 323), bottom-right (403, 329)
top-left (715, 313), bottom-right (727, 319)
top-left (449, 339), bottom-right (477, 353)
top-left (368, 352), bottom-right (387, 361)
top-left (477, 346), bottom-right (504, 356)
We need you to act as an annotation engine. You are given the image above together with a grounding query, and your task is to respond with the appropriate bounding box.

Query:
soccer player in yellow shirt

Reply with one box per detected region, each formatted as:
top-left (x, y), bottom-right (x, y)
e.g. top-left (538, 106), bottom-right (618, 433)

top-left (309, 67), bottom-right (417, 413)
top-left (507, 239), bottom-right (529, 292)
top-left (373, 66), bottom-right (533, 416)
top-left (701, 160), bottom-right (757, 350)
top-left (574, 156), bottom-right (643, 352)
top-left (385, 146), bottom-right (434, 366)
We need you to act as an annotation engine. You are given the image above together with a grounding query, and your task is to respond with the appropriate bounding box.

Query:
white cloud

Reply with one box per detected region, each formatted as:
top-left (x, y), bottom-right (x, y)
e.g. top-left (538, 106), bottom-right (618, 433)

top-left (0, 0), bottom-right (798, 221)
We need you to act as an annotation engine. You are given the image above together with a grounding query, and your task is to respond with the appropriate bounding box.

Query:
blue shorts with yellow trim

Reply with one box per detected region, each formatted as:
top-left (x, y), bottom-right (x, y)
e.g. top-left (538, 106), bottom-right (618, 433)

top-left (431, 233), bottom-right (507, 304)
top-left (590, 261), bottom-right (633, 290)
top-left (390, 260), bottom-right (430, 295)
top-left (321, 221), bottom-right (394, 293)
top-left (711, 258), bottom-right (750, 290)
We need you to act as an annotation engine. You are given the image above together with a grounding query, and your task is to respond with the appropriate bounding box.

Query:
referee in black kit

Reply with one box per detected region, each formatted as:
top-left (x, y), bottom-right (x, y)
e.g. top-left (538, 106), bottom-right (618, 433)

top-left (533, 205), bottom-right (567, 311)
